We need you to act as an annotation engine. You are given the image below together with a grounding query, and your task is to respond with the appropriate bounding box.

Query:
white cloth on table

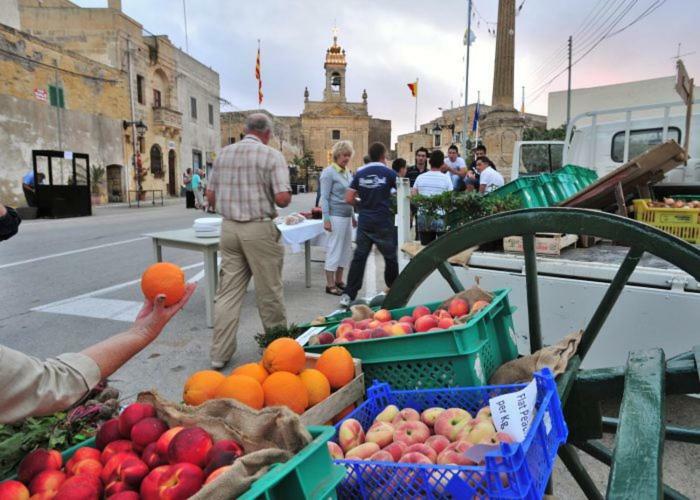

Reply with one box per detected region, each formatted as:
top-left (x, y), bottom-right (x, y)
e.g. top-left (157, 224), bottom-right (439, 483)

top-left (276, 219), bottom-right (325, 253)
top-left (324, 215), bottom-right (353, 271)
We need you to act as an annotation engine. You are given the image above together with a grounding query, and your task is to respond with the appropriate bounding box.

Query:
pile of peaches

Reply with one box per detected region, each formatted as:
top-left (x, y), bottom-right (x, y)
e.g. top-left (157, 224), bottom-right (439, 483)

top-left (313, 298), bottom-right (489, 345)
top-left (328, 404), bottom-right (514, 467)
top-left (0, 402), bottom-right (243, 500)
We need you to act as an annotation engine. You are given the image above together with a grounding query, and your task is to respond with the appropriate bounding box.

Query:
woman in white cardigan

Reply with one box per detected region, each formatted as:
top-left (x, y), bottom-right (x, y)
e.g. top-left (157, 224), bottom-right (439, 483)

top-left (319, 141), bottom-right (356, 295)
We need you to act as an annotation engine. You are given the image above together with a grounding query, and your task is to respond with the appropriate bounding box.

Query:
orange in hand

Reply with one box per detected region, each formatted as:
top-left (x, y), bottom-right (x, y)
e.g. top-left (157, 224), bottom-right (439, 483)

top-left (141, 262), bottom-right (186, 306)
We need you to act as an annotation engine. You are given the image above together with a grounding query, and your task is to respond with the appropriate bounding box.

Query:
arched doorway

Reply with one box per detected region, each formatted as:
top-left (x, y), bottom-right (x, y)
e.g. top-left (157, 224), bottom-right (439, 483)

top-left (150, 144), bottom-right (163, 178)
top-left (106, 164), bottom-right (123, 202)
top-left (168, 149), bottom-right (177, 196)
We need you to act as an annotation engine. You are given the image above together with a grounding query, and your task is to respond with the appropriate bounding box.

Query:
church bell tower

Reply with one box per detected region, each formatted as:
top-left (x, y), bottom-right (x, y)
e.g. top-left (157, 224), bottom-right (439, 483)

top-left (323, 29), bottom-right (347, 102)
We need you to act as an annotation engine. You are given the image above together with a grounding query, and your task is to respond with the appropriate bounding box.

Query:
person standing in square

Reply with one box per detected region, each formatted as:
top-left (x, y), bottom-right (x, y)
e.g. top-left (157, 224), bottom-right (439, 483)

top-left (340, 142), bottom-right (397, 308)
top-left (206, 113), bottom-right (291, 368)
top-left (412, 149), bottom-right (454, 245)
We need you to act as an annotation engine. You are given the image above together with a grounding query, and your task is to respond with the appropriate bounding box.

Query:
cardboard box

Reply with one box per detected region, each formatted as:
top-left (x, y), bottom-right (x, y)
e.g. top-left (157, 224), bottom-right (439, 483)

top-left (503, 233), bottom-right (578, 256)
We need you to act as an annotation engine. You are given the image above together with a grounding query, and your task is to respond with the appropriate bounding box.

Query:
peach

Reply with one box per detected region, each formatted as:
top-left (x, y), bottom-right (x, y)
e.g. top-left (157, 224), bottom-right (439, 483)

top-left (204, 465), bottom-right (232, 485)
top-left (156, 426), bottom-right (184, 457)
top-left (436, 449), bottom-right (476, 466)
top-left (340, 318), bottom-right (355, 327)
top-left (437, 317), bottom-right (454, 329)
top-left (101, 453), bottom-right (149, 492)
top-left (18, 449), bottom-right (62, 484)
top-left (369, 450), bottom-right (394, 462)
top-left (28, 470), bottom-right (65, 496)
top-left (338, 418), bottom-right (365, 453)
top-left (404, 443), bottom-right (437, 463)
top-left (96, 418), bottom-right (124, 450)
top-left (142, 442), bottom-right (168, 469)
top-left (398, 315), bottom-right (414, 324)
top-left (398, 322), bottom-right (414, 334)
top-left (118, 403), bottom-right (156, 437)
top-left (104, 480), bottom-right (133, 498)
top-left (414, 315), bottom-right (438, 333)
top-left (393, 421), bottom-right (431, 446)
top-left (434, 408), bottom-right (473, 441)
top-left (369, 328), bottom-right (390, 339)
top-left (356, 319), bottom-right (372, 329)
top-left (375, 404), bottom-right (399, 423)
top-left (471, 300), bottom-right (489, 313)
top-left (448, 298), bottom-right (470, 317)
top-left (108, 492), bottom-right (140, 500)
top-left (27, 492), bottom-right (55, 500)
top-left (354, 329), bottom-right (371, 340)
top-left (67, 458), bottom-right (102, 478)
top-left (345, 442), bottom-right (380, 460)
top-left (365, 421), bottom-right (394, 448)
top-left (367, 319), bottom-right (381, 329)
top-left (425, 435), bottom-right (451, 455)
top-left (101, 440), bottom-right (136, 465)
top-left (373, 309), bottom-right (392, 322)
top-left (203, 449), bottom-right (240, 476)
top-left (391, 408), bottom-right (420, 424)
top-left (130, 417), bottom-right (168, 451)
top-left (399, 452), bottom-right (432, 464)
top-left (465, 420), bottom-right (496, 444)
top-left (411, 305), bottom-right (430, 320)
top-left (0, 480), bottom-right (29, 500)
top-left (54, 475), bottom-right (102, 500)
top-left (167, 427), bottom-right (213, 468)
top-left (66, 447), bottom-right (101, 472)
top-left (420, 407), bottom-right (445, 427)
top-left (206, 439), bottom-right (244, 465)
top-left (327, 442), bottom-right (344, 460)
top-left (333, 336), bottom-right (349, 344)
top-left (381, 441), bottom-right (407, 462)
top-left (141, 463), bottom-right (204, 500)
top-left (476, 406), bottom-right (492, 421)
top-left (336, 323), bottom-right (353, 338)
top-left (317, 332), bottom-right (335, 345)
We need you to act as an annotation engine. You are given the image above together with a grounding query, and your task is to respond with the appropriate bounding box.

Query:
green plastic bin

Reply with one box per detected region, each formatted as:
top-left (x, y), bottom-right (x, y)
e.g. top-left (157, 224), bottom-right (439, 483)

top-left (537, 173), bottom-right (567, 205)
top-left (555, 164), bottom-right (598, 187)
top-left (12, 429), bottom-right (344, 500)
top-left (305, 289), bottom-right (518, 390)
top-left (488, 177), bottom-right (548, 208)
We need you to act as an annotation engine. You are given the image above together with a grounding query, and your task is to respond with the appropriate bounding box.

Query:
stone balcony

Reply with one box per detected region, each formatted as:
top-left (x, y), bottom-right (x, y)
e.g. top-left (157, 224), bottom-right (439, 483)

top-left (152, 106), bottom-right (182, 137)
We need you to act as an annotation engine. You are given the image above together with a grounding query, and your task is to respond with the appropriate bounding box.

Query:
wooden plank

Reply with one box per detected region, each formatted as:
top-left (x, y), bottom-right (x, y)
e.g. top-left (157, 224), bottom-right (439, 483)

top-left (601, 416), bottom-right (700, 445)
top-left (299, 353), bottom-right (365, 426)
top-left (503, 233), bottom-right (578, 255)
top-left (607, 349), bottom-right (665, 499)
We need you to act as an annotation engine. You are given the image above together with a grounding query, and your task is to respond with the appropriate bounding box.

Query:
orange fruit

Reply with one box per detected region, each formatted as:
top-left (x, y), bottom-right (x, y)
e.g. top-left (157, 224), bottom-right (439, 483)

top-left (262, 338), bottom-right (306, 374)
top-left (332, 403), bottom-right (356, 424)
top-left (299, 369), bottom-right (331, 406)
top-left (231, 363), bottom-right (269, 384)
top-left (141, 262), bottom-right (186, 306)
top-left (183, 370), bottom-right (226, 406)
top-left (315, 346), bottom-right (355, 389)
top-left (214, 375), bottom-right (265, 410)
top-left (262, 371), bottom-right (309, 414)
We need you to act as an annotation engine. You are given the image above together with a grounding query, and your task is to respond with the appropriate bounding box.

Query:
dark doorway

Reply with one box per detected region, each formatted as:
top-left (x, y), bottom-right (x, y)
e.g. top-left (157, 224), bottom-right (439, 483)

top-left (168, 149), bottom-right (177, 196)
top-left (106, 164), bottom-right (123, 202)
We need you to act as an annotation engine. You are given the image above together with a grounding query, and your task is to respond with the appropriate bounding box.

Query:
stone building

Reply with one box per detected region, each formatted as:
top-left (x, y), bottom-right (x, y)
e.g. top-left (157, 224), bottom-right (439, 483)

top-left (220, 109), bottom-right (303, 163)
top-left (0, 22), bottom-right (129, 206)
top-left (301, 34), bottom-right (391, 171)
top-left (17, 0), bottom-right (221, 200)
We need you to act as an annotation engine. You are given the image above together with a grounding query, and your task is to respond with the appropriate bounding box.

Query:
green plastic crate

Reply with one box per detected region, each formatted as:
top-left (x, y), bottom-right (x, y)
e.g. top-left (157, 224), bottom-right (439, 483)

top-left (16, 429), bottom-right (344, 500)
top-left (537, 173), bottom-right (567, 205)
top-left (305, 289), bottom-right (518, 390)
top-left (488, 177), bottom-right (548, 208)
top-left (555, 164), bottom-right (598, 186)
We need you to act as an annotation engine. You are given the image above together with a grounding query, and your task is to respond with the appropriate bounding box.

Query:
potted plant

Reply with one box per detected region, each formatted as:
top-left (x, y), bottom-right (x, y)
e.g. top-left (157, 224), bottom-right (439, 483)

top-left (90, 165), bottom-right (106, 205)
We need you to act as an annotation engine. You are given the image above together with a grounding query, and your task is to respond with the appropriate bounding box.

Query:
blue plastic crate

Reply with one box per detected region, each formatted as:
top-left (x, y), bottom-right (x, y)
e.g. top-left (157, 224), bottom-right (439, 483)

top-left (332, 369), bottom-right (567, 499)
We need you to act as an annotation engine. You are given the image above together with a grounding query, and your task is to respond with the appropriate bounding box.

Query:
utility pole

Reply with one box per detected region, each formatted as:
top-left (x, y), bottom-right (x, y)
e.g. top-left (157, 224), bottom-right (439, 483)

top-left (566, 35), bottom-right (572, 127)
top-left (521, 85), bottom-right (525, 114)
top-left (126, 38), bottom-right (137, 195)
top-left (461, 0), bottom-right (473, 156)
top-left (182, 0), bottom-right (189, 53)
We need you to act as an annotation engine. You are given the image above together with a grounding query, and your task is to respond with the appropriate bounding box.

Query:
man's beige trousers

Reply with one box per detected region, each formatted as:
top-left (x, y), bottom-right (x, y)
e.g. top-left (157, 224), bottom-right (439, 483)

top-left (211, 220), bottom-right (287, 363)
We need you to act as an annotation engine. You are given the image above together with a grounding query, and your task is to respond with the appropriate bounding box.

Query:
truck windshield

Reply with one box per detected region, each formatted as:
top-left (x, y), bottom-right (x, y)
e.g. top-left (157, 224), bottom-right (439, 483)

top-left (610, 127), bottom-right (681, 163)
top-left (519, 143), bottom-right (563, 175)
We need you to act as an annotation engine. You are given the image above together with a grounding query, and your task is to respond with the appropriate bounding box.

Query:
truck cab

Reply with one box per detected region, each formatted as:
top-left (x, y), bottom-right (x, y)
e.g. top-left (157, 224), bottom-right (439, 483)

top-left (511, 99), bottom-right (700, 189)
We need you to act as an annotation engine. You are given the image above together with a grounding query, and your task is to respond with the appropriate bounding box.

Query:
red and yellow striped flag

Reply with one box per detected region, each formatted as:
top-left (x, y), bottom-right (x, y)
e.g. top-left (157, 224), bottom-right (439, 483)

top-left (407, 81), bottom-right (418, 97)
top-left (255, 42), bottom-right (263, 105)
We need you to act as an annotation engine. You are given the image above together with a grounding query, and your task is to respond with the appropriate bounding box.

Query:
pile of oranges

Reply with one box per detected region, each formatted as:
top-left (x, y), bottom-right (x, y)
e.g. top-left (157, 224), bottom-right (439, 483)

top-left (183, 339), bottom-right (355, 416)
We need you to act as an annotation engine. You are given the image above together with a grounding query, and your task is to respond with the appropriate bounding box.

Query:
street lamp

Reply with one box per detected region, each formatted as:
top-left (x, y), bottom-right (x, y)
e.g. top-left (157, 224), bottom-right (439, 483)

top-left (432, 122), bottom-right (442, 148)
top-left (123, 120), bottom-right (148, 193)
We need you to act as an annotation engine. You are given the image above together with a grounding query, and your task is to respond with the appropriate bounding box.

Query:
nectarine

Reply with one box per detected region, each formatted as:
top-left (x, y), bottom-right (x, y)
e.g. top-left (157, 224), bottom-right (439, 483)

top-left (167, 427), bottom-right (213, 468)
top-left (96, 418), bottom-right (123, 450)
top-left (118, 403), bottom-right (156, 437)
top-left (17, 449), bottom-right (62, 484)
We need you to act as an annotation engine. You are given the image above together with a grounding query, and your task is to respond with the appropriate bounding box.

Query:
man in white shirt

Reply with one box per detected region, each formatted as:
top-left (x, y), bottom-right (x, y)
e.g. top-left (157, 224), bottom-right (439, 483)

top-left (473, 156), bottom-right (504, 193)
top-left (412, 149), bottom-right (453, 244)
top-left (443, 144), bottom-right (467, 191)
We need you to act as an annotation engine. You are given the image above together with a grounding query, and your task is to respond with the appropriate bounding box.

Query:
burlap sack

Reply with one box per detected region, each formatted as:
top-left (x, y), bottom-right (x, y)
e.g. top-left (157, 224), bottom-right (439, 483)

top-left (136, 391), bottom-right (313, 499)
top-left (488, 330), bottom-right (583, 385)
top-left (400, 241), bottom-right (478, 268)
top-left (439, 285), bottom-right (494, 312)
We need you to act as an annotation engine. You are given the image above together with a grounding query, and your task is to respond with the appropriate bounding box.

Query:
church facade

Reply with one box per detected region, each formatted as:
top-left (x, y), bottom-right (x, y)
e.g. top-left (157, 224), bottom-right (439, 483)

top-left (221, 35), bottom-right (391, 172)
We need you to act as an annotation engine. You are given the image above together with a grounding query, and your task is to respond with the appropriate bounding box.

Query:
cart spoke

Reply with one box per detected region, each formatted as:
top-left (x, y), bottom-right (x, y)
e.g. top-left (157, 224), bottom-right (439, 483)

top-left (558, 444), bottom-right (604, 500)
top-left (579, 246), bottom-right (644, 360)
top-left (522, 234), bottom-right (542, 353)
top-left (437, 261), bottom-right (465, 294)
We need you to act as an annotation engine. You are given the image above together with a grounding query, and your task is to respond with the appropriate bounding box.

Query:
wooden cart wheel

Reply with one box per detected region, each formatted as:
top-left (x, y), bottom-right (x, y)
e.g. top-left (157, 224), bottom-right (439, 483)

top-left (383, 207), bottom-right (700, 499)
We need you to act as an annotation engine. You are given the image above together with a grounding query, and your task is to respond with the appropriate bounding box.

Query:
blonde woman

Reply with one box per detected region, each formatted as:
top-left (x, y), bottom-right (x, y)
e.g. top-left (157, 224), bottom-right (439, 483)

top-left (319, 140), bottom-right (356, 295)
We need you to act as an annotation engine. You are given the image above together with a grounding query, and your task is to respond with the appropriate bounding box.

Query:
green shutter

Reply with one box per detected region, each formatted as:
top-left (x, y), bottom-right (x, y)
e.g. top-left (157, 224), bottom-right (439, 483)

top-left (58, 88), bottom-right (65, 108)
top-left (48, 85), bottom-right (57, 106)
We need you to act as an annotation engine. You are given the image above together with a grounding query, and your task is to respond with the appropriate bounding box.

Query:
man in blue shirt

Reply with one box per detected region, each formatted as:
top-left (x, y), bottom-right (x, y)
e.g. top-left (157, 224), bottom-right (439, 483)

top-left (340, 142), bottom-right (397, 307)
top-left (22, 171), bottom-right (45, 207)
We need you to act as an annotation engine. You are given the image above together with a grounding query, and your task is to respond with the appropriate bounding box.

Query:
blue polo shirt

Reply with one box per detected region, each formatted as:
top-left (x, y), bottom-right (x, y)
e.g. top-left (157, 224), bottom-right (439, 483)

top-left (349, 162), bottom-right (397, 227)
top-left (22, 172), bottom-right (35, 186)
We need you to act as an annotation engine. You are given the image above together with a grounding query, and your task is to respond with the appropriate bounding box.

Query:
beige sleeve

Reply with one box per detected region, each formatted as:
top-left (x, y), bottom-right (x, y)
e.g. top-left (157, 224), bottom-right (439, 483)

top-left (0, 345), bottom-right (102, 424)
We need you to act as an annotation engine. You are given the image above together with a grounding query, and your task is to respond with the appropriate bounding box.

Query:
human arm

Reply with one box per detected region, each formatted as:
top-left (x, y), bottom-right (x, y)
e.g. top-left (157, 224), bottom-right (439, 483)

top-left (271, 151), bottom-right (292, 208)
top-left (344, 187), bottom-right (358, 207)
top-left (0, 285), bottom-right (195, 423)
top-left (319, 169), bottom-right (333, 229)
top-left (479, 184), bottom-right (486, 194)
top-left (205, 189), bottom-right (216, 210)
